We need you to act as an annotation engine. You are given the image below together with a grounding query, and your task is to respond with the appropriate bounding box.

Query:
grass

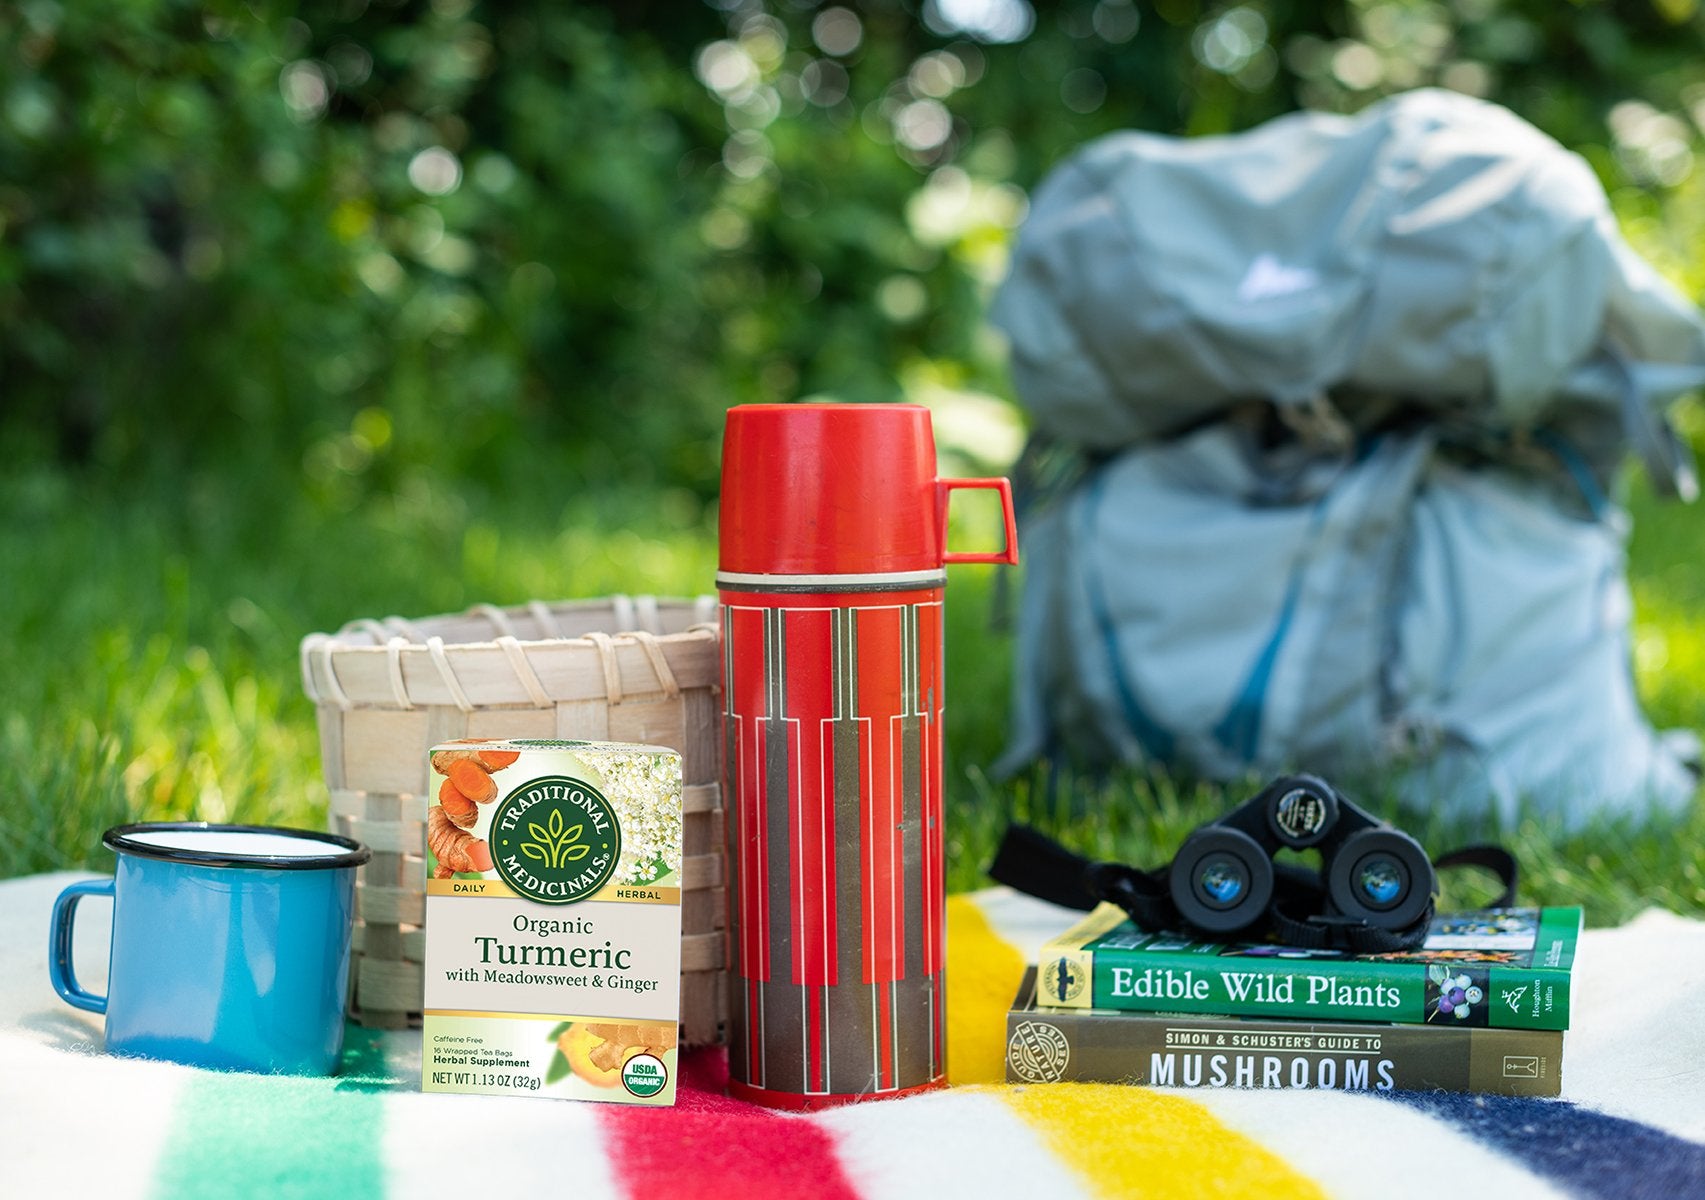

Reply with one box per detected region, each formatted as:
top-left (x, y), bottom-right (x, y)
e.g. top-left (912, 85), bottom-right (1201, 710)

top-left (3, 450), bottom-right (1703, 930)
top-left (0, 461), bottom-right (719, 876)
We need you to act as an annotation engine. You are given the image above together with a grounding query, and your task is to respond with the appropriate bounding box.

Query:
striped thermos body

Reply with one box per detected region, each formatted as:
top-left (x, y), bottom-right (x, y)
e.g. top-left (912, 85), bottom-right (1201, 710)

top-left (717, 403), bottom-right (1016, 1109)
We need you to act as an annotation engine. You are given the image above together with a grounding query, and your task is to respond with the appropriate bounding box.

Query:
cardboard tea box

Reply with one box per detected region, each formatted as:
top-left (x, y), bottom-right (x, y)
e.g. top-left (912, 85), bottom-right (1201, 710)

top-left (420, 739), bottom-right (683, 1104)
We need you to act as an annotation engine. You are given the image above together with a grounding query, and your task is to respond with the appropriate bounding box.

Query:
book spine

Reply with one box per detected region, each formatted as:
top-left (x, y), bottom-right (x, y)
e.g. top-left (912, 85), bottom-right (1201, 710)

top-left (1036, 948), bottom-right (1571, 1030)
top-left (1005, 1006), bottom-right (1564, 1097)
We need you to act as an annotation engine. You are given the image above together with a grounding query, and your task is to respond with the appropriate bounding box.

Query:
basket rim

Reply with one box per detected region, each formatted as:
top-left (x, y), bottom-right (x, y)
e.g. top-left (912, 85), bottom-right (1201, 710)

top-left (304, 625), bottom-right (718, 654)
top-left (300, 595), bottom-right (720, 711)
top-left (304, 594), bottom-right (717, 649)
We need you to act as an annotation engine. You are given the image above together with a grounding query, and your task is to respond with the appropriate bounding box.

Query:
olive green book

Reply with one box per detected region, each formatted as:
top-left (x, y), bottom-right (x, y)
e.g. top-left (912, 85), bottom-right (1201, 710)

top-left (1034, 904), bottom-right (1579, 1030)
top-left (1007, 969), bottom-right (1564, 1097)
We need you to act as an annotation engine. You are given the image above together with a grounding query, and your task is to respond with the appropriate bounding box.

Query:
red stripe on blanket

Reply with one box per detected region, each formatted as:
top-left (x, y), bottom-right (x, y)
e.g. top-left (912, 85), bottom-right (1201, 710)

top-left (604, 1049), bottom-right (861, 1200)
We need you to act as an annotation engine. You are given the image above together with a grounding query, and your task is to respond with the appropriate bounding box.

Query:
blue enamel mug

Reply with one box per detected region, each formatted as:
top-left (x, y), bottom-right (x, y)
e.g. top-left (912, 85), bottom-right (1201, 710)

top-left (50, 823), bottom-right (371, 1075)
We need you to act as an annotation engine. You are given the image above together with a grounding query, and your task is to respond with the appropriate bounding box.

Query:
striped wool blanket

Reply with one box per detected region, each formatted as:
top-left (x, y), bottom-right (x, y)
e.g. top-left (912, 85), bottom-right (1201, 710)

top-left (6, 872), bottom-right (1703, 1198)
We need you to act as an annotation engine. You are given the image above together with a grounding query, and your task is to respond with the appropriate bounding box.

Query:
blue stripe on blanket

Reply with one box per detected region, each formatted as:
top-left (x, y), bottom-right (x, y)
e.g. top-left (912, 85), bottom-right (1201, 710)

top-left (1387, 1092), bottom-right (1705, 1200)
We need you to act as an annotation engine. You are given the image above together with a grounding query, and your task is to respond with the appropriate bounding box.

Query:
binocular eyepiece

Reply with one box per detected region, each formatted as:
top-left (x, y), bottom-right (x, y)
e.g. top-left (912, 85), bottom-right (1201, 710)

top-left (1168, 775), bottom-right (1434, 936)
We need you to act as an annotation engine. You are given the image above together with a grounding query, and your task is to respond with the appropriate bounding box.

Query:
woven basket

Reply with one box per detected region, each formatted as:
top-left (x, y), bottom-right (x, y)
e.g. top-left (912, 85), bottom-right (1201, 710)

top-left (299, 595), bottom-right (727, 1045)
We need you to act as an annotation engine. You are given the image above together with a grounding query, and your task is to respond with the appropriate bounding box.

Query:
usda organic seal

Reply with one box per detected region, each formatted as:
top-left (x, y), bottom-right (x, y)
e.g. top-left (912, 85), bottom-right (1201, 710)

top-left (621, 1053), bottom-right (669, 1098)
top-left (490, 776), bottom-right (622, 905)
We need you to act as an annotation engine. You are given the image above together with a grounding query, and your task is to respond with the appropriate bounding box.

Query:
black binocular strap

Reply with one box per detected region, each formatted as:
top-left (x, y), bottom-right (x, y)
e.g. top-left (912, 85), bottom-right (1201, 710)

top-left (1266, 894), bottom-right (1432, 954)
top-left (987, 822), bottom-right (1103, 912)
top-left (988, 825), bottom-right (1181, 930)
top-left (1430, 844), bottom-right (1519, 908)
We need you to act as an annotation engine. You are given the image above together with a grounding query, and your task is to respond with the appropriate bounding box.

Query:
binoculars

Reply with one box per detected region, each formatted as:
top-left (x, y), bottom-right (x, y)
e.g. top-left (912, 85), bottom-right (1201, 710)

top-left (1168, 774), bottom-right (1435, 936)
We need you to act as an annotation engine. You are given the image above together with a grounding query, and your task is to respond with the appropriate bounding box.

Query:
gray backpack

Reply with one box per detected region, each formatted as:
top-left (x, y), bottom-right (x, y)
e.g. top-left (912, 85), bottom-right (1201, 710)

top-left (993, 90), bottom-right (1705, 824)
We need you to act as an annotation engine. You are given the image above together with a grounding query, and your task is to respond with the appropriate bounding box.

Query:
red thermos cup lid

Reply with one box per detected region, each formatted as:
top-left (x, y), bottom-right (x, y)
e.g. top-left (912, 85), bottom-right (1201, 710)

top-left (719, 403), bottom-right (946, 576)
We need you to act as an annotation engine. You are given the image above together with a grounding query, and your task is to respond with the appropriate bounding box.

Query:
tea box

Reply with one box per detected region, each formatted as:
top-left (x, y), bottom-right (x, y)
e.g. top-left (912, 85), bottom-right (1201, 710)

top-left (420, 739), bottom-right (683, 1104)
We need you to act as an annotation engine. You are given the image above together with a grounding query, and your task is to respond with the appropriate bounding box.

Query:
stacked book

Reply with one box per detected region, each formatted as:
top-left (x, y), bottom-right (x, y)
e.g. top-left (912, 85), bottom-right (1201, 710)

top-left (1006, 904), bottom-right (1580, 1096)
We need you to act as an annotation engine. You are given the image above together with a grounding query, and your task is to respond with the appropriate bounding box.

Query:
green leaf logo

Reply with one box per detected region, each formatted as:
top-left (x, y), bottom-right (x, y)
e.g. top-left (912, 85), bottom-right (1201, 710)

top-left (488, 776), bottom-right (622, 905)
top-left (517, 808), bottom-right (591, 869)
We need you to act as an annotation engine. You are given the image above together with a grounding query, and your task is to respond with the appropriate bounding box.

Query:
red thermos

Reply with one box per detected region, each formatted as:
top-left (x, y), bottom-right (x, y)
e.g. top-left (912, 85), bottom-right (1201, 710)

top-left (717, 403), bottom-right (1018, 1109)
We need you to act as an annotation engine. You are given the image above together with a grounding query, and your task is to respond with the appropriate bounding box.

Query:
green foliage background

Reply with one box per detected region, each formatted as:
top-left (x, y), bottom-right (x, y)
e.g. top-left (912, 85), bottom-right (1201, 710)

top-left (8, 0), bottom-right (1705, 493)
top-left (3, 0), bottom-right (1705, 914)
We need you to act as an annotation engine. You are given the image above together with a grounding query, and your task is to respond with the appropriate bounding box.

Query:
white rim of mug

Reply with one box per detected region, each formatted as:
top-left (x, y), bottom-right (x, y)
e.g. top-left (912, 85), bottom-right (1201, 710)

top-left (102, 822), bottom-right (372, 871)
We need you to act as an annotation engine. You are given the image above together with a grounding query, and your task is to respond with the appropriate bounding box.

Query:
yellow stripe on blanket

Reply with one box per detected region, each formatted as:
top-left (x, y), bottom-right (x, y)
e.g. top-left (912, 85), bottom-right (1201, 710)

top-left (1001, 1083), bottom-right (1327, 1200)
top-left (945, 894), bottom-right (1030, 1086)
top-left (947, 894), bottom-right (1326, 1200)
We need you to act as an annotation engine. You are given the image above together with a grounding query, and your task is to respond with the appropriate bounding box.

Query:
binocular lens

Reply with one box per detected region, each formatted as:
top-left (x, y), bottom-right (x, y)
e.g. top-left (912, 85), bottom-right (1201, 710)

top-left (1170, 828), bottom-right (1273, 933)
top-left (1356, 856), bottom-right (1405, 907)
top-left (1329, 828), bottom-right (1433, 928)
top-left (1197, 855), bottom-right (1247, 907)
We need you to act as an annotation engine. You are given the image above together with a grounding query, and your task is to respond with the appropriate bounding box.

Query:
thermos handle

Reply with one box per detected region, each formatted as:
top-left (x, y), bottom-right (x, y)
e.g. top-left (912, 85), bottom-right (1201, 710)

top-left (49, 877), bottom-right (114, 1014)
top-left (939, 477), bottom-right (1019, 565)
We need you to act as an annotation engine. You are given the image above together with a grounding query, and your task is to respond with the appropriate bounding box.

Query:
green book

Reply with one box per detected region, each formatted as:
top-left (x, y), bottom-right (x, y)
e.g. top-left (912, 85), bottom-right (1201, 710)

top-left (1005, 969), bottom-right (1565, 1097)
top-left (1034, 903), bottom-right (1580, 1031)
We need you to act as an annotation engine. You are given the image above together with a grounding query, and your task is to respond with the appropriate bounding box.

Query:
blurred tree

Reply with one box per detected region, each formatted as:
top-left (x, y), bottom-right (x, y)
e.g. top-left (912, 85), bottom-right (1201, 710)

top-left (1, 0), bottom-right (1701, 502)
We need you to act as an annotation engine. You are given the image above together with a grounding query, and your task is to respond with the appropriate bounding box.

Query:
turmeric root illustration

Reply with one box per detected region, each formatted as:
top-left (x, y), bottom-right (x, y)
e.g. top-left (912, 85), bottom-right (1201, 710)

top-left (425, 745), bottom-right (517, 877)
top-left (429, 748), bottom-right (479, 773)
top-left (428, 805), bottom-right (492, 876)
top-left (444, 757), bottom-right (498, 804)
top-left (430, 745), bottom-right (518, 778)
top-left (439, 778), bottom-right (480, 829)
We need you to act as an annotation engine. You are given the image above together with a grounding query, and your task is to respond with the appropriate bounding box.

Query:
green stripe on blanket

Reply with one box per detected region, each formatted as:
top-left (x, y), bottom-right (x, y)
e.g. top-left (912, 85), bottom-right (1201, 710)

top-left (149, 1030), bottom-right (391, 1199)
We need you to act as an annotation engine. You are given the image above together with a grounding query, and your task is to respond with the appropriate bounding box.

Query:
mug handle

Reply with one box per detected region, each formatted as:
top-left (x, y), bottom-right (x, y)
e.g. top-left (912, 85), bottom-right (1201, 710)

top-left (49, 878), bottom-right (114, 1014)
top-left (939, 477), bottom-right (1019, 565)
